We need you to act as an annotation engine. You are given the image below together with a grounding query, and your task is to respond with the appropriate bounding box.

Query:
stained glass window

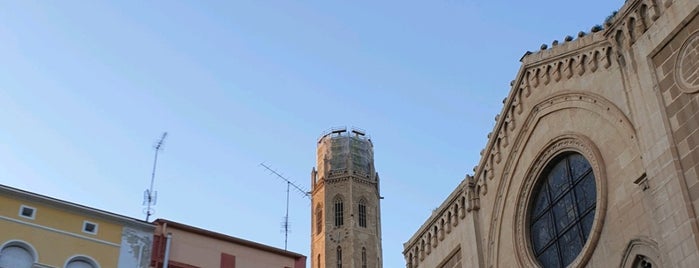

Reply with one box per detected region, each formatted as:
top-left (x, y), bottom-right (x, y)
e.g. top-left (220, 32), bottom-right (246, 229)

top-left (530, 152), bottom-right (596, 268)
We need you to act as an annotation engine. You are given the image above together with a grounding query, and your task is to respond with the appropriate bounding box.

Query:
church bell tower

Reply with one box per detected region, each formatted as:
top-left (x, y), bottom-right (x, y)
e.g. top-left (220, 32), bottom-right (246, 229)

top-left (311, 128), bottom-right (383, 268)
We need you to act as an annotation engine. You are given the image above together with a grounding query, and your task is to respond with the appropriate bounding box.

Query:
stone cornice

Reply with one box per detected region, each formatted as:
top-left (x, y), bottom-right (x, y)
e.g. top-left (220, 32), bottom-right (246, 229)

top-left (474, 35), bottom-right (615, 193)
top-left (603, 0), bottom-right (670, 48)
top-left (482, 92), bottom-right (637, 267)
top-left (402, 177), bottom-right (470, 255)
top-left (472, 39), bottom-right (614, 196)
top-left (521, 31), bottom-right (611, 67)
top-left (472, 0), bottom-right (671, 194)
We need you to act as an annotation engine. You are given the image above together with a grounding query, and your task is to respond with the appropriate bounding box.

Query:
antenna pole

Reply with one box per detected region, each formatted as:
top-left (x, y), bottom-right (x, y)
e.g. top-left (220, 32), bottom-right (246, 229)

top-left (260, 162), bottom-right (310, 251)
top-left (284, 181), bottom-right (290, 250)
top-left (145, 132), bottom-right (168, 222)
top-left (260, 163), bottom-right (310, 198)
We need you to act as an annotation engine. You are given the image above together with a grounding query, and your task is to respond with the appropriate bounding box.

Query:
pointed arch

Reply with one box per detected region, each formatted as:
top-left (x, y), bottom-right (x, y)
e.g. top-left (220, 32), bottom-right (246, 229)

top-left (336, 246), bottom-right (342, 268)
top-left (358, 197), bottom-right (368, 228)
top-left (427, 232), bottom-right (433, 249)
top-left (361, 247), bottom-right (367, 268)
top-left (486, 91), bottom-right (639, 267)
top-left (620, 237), bottom-right (663, 268)
top-left (433, 225), bottom-right (439, 246)
top-left (315, 203), bottom-right (323, 235)
top-left (453, 202), bottom-right (459, 224)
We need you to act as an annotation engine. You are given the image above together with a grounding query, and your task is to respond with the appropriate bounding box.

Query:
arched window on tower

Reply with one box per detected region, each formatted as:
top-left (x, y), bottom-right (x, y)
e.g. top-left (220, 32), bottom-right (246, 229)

top-left (358, 199), bottom-right (367, 228)
top-left (316, 204), bottom-right (323, 234)
top-left (337, 246), bottom-right (342, 268)
top-left (334, 197), bottom-right (344, 227)
top-left (361, 247), bottom-right (367, 268)
top-left (317, 254), bottom-right (321, 268)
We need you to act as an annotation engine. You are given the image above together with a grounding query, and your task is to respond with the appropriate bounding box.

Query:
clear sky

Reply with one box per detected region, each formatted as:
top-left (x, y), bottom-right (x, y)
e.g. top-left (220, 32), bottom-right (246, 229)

top-left (0, 1), bottom-right (623, 267)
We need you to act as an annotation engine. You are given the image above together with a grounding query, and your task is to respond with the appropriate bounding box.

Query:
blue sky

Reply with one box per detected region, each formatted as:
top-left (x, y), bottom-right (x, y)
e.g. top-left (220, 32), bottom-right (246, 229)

top-left (0, 1), bottom-right (623, 266)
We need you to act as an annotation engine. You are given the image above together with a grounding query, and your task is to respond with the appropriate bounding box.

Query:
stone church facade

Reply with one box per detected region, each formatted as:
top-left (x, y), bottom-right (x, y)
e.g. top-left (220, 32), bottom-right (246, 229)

top-left (403, 0), bottom-right (699, 267)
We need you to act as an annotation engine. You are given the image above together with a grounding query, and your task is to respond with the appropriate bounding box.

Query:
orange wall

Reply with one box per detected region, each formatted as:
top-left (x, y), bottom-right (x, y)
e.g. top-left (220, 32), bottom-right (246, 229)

top-left (157, 224), bottom-right (302, 268)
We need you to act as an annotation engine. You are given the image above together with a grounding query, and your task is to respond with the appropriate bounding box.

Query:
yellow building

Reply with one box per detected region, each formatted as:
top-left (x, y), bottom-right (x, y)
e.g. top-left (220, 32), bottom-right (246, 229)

top-left (0, 184), bottom-right (154, 268)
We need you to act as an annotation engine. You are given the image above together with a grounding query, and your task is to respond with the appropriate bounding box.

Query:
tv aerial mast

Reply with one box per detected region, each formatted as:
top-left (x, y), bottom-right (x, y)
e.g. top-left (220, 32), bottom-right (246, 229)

top-left (260, 162), bottom-right (310, 250)
top-left (144, 132), bottom-right (168, 222)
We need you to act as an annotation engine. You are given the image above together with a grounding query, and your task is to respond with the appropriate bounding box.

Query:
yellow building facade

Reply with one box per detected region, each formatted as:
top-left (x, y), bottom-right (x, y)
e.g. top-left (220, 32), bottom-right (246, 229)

top-left (0, 184), bottom-right (154, 268)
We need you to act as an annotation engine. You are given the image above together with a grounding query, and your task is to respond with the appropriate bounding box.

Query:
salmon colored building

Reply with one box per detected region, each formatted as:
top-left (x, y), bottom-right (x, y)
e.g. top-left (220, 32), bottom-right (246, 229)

top-left (151, 219), bottom-right (306, 268)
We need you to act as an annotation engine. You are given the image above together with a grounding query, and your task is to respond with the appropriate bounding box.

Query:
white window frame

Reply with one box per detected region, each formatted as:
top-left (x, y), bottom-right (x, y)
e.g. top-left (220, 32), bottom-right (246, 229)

top-left (18, 205), bottom-right (36, 220)
top-left (64, 255), bottom-right (100, 268)
top-left (0, 240), bottom-right (39, 265)
top-left (82, 221), bottom-right (99, 235)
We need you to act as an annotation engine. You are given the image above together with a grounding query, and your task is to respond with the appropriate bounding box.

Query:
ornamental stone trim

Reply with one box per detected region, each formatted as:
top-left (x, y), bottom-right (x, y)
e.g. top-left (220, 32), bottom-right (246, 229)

top-left (675, 30), bottom-right (699, 93)
top-left (512, 134), bottom-right (607, 268)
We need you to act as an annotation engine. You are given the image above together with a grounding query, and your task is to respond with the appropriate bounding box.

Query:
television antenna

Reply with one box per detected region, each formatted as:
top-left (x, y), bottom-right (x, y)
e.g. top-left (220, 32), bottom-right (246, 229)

top-left (260, 162), bottom-right (310, 250)
top-left (143, 132), bottom-right (168, 222)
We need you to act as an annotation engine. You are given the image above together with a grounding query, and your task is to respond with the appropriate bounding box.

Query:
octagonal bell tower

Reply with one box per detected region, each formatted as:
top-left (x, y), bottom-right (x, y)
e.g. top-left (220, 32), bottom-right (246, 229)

top-left (311, 128), bottom-right (383, 268)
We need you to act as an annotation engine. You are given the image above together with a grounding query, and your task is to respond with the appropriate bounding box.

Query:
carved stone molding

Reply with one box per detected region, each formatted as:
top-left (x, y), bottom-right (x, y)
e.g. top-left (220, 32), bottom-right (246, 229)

top-left (484, 92), bottom-right (636, 268)
top-left (675, 30), bottom-right (699, 93)
top-left (512, 134), bottom-right (607, 268)
top-left (403, 183), bottom-right (471, 266)
top-left (524, 46), bottom-right (613, 89)
top-left (620, 237), bottom-right (663, 268)
top-left (476, 0), bottom-right (666, 201)
top-left (475, 40), bottom-right (615, 198)
top-left (606, 0), bottom-right (669, 48)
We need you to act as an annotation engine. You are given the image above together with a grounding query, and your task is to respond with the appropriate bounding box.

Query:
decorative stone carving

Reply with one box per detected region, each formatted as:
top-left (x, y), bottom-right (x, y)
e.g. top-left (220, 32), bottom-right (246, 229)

top-left (432, 229), bottom-right (438, 248)
top-left (649, 1), bottom-right (661, 21)
top-left (482, 91), bottom-right (639, 268)
top-left (606, 0), bottom-right (670, 48)
top-left (529, 69), bottom-right (539, 88)
top-left (512, 134), bottom-right (606, 268)
top-left (551, 61), bottom-right (562, 82)
top-left (589, 50), bottom-right (599, 72)
top-left (575, 54), bottom-right (586, 76)
top-left (472, 40), bottom-right (614, 198)
top-left (563, 57), bottom-right (574, 79)
top-left (467, 177), bottom-right (480, 212)
top-left (438, 223), bottom-right (445, 241)
top-left (425, 239), bottom-right (431, 255)
top-left (675, 31), bottom-right (699, 93)
top-left (540, 65), bottom-right (550, 85)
